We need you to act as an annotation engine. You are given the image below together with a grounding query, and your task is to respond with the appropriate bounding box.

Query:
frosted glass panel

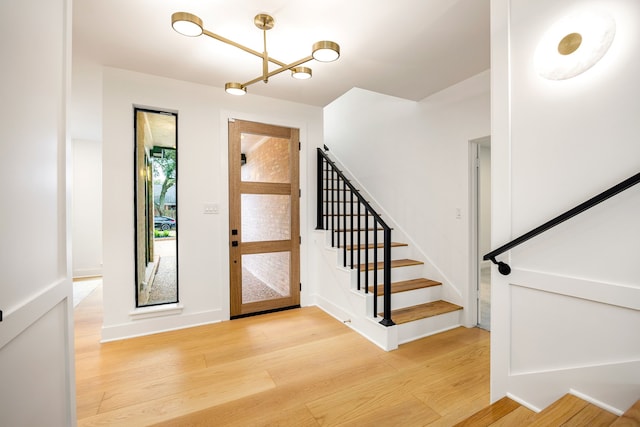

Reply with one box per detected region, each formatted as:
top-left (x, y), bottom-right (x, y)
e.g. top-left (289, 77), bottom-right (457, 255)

top-left (240, 134), bottom-right (290, 183)
top-left (242, 252), bottom-right (290, 303)
top-left (242, 194), bottom-right (291, 242)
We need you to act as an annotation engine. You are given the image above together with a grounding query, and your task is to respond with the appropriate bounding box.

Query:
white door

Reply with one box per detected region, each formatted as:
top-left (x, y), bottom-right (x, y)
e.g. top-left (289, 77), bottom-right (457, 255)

top-left (0, 0), bottom-right (76, 424)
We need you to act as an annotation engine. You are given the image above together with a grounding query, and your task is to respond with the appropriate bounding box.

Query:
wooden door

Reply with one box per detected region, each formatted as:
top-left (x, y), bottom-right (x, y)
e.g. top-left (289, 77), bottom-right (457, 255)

top-left (228, 119), bottom-right (300, 317)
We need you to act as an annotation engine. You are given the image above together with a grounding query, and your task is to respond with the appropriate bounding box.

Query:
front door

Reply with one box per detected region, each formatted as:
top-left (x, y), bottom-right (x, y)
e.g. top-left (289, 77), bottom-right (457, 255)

top-left (228, 119), bottom-right (300, 317)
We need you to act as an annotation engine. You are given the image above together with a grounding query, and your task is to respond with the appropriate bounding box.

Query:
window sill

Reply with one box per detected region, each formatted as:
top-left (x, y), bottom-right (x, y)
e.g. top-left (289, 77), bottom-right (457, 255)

top-left (129, 303), bottom-right (184, 320)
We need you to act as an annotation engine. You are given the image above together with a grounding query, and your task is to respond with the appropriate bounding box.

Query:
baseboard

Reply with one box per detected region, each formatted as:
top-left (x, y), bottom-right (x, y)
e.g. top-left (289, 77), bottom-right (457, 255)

top-left (569, 389), bottom-right (624, 416)
top-left (73, 267), bottom-right (103, 278)
top-left (101, 309), bottom-right (225, 342)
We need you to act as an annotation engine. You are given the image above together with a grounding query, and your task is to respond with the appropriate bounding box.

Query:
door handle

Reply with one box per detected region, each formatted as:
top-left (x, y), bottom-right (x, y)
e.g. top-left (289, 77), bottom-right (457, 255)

top-left (232, 241), bottom-right (239, 247)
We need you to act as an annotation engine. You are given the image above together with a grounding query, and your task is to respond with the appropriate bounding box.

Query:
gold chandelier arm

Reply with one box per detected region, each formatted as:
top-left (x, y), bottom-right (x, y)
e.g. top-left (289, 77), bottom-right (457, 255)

top-left (241, 55), bottom-right (314, 88)
top-left (201, 29), bottom-right (288, 68)
top-left (262, 30), bottom-right (268, 83)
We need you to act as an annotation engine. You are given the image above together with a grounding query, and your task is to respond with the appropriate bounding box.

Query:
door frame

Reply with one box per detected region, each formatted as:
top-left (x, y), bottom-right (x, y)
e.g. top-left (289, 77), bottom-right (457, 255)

top-left (227, 118), bottom-right (301, 318)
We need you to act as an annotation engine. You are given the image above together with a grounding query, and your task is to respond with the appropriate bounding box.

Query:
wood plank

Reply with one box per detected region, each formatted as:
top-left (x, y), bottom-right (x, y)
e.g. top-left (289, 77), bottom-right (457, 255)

top-left (611, 400), bottom-right (640, 426)
top-left (561, 403), bottom-right (617, 426)
top-left (384, 300), bottom-right (463, 324)
top-left (359, 258), bottom-right (423, 272)
top-left (369, 278), bottom-right (441, 295)
top-left (527, 394), bottom-right (589, 426)
top-left (453, 396), bottom-right (522, 426)
top-left (489, 406), bottom-right (535, 426)
top-left (75, 290), bottom-right (490, 426)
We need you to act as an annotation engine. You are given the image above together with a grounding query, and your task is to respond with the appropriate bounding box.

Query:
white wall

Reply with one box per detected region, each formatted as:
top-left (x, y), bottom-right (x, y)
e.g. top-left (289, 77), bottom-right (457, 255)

top-left (72, 139), bottom-right (102, 277)
top-left (492, 0), bottom-right (640, 413)
top-left (322, 72), bottom-right (490, 326)
top-left (102, 67), bottom-right (323, 341)
top-left (0, 0), bottom-right (76, 425)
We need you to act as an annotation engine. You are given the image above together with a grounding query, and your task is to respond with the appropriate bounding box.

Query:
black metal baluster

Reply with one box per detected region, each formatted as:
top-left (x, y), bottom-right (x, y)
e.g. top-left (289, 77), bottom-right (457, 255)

top-left (336, 176), bottom-right (341, 251)
top-left (357, 200), bottom-right (361, 291)
top-left (342, 182), bottom-right (347, 268)
top-left (373, 220), bottom-right (378, 317)
top-left (316, 151), bottom-right (324, 230)
top-left (350, 191), bottom-right (354, 269)
top-left (364, 205), bottom-right (369, 292)
top-left (380, 226), bottom-right (395, 326)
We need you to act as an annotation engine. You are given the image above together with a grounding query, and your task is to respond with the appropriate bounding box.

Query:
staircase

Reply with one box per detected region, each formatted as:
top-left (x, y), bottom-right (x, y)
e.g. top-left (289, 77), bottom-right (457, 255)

top-left (316, 148), bottom-right (463, 350)
top-left (455, 395), bottom-right (640, 426)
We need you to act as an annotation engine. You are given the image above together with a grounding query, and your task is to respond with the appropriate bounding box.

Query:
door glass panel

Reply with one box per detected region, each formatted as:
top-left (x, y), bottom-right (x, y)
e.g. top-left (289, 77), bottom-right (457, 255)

top-left (241, 134), bottom-right (290, 183)
top-left (241, 194), bottom-right (291, 242)
top-left (242, 252), bottom-right (291, 303)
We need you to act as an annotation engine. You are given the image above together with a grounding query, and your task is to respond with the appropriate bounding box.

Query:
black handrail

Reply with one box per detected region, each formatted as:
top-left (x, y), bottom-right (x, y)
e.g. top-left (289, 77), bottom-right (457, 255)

top-left (316, 147), bottom-right (395, 326)
top-left (484, 171), bottom-right (640, 275)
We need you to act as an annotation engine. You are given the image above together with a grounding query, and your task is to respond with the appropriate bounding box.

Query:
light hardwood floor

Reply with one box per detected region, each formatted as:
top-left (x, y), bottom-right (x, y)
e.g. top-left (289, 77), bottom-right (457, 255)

top-left (75, 286), bottom-right (490, 426)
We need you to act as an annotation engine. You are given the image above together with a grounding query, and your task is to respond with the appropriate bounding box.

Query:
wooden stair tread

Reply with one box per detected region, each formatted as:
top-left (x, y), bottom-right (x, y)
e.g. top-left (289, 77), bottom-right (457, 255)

top-left (383, 300), bottom-right (462, 324)
top-left (343, 242), bottom-right (408, 250)
top-left (359, 258), bottom-right (423, 272)
top-left (368, 278), bottom-right (441, 295)
top-left (456, 394), bottom-right (638, 427)
top-left (453, 397), bottom-right (522, 427)
top-left (527, 394), bottom-right (589, 426)
top-left (611, 400), bottom-right (640, 426)
top-left (489, 406), bottom-right (535, 426)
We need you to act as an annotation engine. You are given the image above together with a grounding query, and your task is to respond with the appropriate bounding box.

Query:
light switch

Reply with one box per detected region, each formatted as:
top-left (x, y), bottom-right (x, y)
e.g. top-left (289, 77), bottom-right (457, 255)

top-left (204, 203), bottom-right (219, 214)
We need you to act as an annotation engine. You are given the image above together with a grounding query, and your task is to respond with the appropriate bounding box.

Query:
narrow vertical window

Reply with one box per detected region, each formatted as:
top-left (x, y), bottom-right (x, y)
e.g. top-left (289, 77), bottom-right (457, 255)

top-left (134, 108), bottom-right (178, 307)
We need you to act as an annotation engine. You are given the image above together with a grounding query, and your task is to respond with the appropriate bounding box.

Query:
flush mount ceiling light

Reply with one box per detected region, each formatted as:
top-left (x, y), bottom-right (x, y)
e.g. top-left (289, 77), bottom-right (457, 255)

top-left (535, 11), bottom-right (616, 80)
top-left (171, 12), bottom-right (340, 95)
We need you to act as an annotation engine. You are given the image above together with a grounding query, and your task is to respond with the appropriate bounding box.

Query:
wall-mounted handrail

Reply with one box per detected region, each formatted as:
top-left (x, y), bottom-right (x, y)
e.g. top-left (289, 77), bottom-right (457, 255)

top-left (484, 171), bottom-right (640, 275)
top-left (316, 147), bottom-right (395, 326)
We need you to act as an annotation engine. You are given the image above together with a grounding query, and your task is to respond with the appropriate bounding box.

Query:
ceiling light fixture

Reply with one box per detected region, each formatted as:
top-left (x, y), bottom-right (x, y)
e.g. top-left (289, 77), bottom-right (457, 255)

top-left (171, 12), bottom-right (340, 95)
top-left (535, 11), bottom-right (616, 80)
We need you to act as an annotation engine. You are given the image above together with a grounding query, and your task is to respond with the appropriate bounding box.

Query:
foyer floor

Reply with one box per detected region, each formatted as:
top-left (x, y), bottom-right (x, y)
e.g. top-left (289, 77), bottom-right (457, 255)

top-left (74, 285), bottom-right (490, 426)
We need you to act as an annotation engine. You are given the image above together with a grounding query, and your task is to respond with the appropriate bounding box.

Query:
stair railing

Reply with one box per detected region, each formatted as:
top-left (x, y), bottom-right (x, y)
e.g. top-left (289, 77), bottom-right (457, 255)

top-left (316, 147), bottom-right (395, 326)
top-left (484, 171), bottom-right (640, 275)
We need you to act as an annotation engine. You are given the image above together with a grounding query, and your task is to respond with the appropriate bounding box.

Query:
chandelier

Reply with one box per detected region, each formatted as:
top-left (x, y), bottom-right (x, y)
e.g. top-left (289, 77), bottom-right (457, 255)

top-left (171, 12), bottom-right (341, 95)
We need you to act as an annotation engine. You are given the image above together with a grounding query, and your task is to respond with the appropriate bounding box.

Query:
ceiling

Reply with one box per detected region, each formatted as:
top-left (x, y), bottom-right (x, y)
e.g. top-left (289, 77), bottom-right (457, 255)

top-left (73, 0), bottom-right (490, 107)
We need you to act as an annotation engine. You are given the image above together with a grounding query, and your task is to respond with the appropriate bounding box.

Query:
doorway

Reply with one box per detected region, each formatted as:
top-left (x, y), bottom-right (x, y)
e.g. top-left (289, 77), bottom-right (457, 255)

top-left (228, 119), bottom-right (300, 317)
top-left (471, 137), bottom-right (491, 330)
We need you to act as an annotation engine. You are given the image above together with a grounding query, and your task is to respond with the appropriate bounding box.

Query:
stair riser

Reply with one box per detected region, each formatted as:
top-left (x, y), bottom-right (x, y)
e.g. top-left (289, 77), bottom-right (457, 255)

top-left (321, 204), bottom-right (375, 214)
top-left (334, 246), bottom-right (410, 266)
top-left (376, 286), bottom-right (443, 310)
top-left (323, 219), bottom-right (384, 232)
top-left (350, 264), bottom-right (424, 285)
top-left (396, 310), bottom-right (462, 345)
top-left (325, 230), bottom-right (389, 247)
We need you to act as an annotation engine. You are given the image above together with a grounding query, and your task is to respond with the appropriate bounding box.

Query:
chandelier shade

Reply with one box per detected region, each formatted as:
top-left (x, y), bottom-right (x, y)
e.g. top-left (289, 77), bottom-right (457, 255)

top-left (171, 12), bottom-right (340, 95)
top-left (312, 41), bottom-right (341, 62)
top-left (291, 67), bottom-right (312, 80)
top-left (171, 12), bottom-right (203, 37)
